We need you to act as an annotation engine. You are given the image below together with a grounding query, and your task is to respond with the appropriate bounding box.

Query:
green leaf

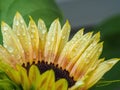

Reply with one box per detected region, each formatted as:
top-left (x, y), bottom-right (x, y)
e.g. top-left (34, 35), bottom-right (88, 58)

top-left (0, 0), bottom-right (63, 44)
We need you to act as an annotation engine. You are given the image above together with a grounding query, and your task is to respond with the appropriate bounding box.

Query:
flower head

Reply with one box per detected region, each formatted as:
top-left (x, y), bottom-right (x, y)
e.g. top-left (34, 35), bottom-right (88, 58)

top-left (0, 12), bottom-right (119, 90)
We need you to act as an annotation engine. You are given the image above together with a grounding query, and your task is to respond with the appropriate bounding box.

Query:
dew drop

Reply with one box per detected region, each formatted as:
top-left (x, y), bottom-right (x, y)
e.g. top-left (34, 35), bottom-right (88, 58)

top-left (51, 37), bottom-right (54, 41)
top-left (4, 44), bottom-right (7, 48)
top-left (15, 20), bottom-right (19, 26)
top-left (3, 26), bottom-right (8, 31)
top-left (20, 19), bottom-right (24, 23)
top-left (31, 35), bottom-right (34, 38)
top-left (8, 47), bottom-right (14, 53)
top-left (42, 30), bottom-right (46, 34)
top-left (48, 42), bottom-right (51, 45)
top-left (17, 54), bottom-right (21, 59)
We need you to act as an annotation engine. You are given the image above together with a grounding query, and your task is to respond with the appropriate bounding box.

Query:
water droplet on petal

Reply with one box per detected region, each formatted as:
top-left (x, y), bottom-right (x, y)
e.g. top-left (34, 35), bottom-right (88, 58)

top-left (42, 30), bottom-right (46, 34)
top-left (4, 44), bottom-right (7, 48)
top-left (3, 26), bottom-right (8, 31)
top-left (17, 54), bottom-right (21, 59)
top-left (52, 37), bottom-right (54, 41)
top-left (20, 19), bottom-right (24, 23)
top-left (8, 47), bottom-right (14, 53)
top-left (31, 35), bottom-right (34, 38)
top-left (15, 20), bottom-right (19, 26)
top-left (48, 42), bottom-right (50, 45)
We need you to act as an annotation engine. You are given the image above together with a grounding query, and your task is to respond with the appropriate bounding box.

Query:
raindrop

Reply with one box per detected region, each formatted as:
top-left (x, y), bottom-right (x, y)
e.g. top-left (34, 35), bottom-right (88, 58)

top-left (3, 26), bottom-right (8, 31)
top-left (42, 30), bottom-right (46, 34)
top-left (20, 19), bottom-right (24, 23)
top-left (17, 54), bottom-right (21, 59)
top-left (48, 42), bottom-right (51, 45)
top-left (17, 33), bottom-right (20, 36)
top-left (8, 47), bottom-right (14, 53)
top-left (31, 35), bottom-right (34, 39)
top-left (15, 20), bottom-right (19, 26)
top-left (51, 37), bottom-right (54, 41)
top-left (4, 44), bottom-right (7, 48)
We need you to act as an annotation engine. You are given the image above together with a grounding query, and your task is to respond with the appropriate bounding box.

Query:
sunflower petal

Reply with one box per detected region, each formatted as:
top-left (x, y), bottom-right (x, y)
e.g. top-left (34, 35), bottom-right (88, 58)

top-left (13, 12), bottom-right (33, 64)
top-left (1, 22), bottom-right (25, 64)
top-left (85, 58), bottom-right (120, 89)
top-left (66, 32), bottom-right (100, 72)
top-left (38, 19), bottom-right (47, 61)
top-left (44, 19), bottom-right (61, 63)
top-left (58, 20), bottom-right (71, 53)
top-left (37, 70), bottom-right (55, 90)
top-left (0, 45), bottom-right (17, 67)
top-left (17, 65), bottom-right (30, 90)
top-left (70, 42), bottom-right (103, 80)
top-left (58, 31), bottom-right (93, 69)
top-left (29, 65), bottom-right (40, 89)
top-left (28, 17), bottom-right (39, 63)
top-left (0, 63), bottom-right (21, 85)
top-left (69, 80), bottom-right (84, 90)
top-left (55, 79), bottom-right (68, 90)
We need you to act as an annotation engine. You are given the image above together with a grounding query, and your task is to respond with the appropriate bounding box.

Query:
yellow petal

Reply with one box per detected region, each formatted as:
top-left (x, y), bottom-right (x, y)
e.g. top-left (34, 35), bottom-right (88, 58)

top-left (55, 79), bottom-right (68, 90)
top-left (57, 29), bottom-right (84, 68)
top-left (66, 32), bottom-right (100, 72)
top-left (37, 70), bottom-right (55, 90)
top-left (0, 45), bottom-right (17, 67)
top-left (28, 17), bottom-right (39, 63)
top-left (69, 80), bottom-right (84, 90)
top-left (70, 42), bottom-right (103, 80)
top-left (38, 19), bottom-right (47, 61)
top-left (0, 62), bottom-right (21, 85)
top-left (85, 58), bottom-right (120, 89)
top-left (58, 20), bottom-right (71, 53)
top-left (28, 65), bottom-right (41, 89)
top-left (44, 19), bottom-right (61, 64)
top-left (13, 12), bottom-right (33, 64)
top-left (17, 65), bottom-right (30, 90)
top-left (1, 22), bottom-right (25, 64)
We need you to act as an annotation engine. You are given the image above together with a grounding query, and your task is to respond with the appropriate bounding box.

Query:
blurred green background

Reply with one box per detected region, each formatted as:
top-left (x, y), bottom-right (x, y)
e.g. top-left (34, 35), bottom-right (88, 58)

top-left (0, 0), bottom-right (120, 90)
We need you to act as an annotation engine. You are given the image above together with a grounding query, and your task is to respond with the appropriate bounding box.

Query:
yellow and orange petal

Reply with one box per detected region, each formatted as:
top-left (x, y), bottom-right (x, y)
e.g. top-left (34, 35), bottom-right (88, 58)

top-left (0, 12), bottom-right (119, 90)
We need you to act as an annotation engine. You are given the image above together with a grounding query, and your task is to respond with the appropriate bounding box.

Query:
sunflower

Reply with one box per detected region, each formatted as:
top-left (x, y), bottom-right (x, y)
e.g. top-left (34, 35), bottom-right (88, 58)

top-left (0, 12), bottom-right (119, 90)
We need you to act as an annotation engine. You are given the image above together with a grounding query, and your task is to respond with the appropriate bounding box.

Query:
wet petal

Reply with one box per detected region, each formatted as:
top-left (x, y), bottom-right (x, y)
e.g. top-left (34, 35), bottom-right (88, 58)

top-left (44, 19), bottom-right (61, 63)
top-left (0, 45), bottom-right (17, 67)
top-left (28, 17), bottom-right (39, 63)
top-left (1, 22), bottom-right (25, 64)
top-left (38, 19), bottom-right (47, 61)
top-left (13, 12), bottom-right (33, 64)
top-left (85, 58), bottom-right (120, 89)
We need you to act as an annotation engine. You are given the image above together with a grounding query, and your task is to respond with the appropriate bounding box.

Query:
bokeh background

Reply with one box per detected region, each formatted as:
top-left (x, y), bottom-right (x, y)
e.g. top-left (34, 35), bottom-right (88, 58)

top-left (0, 0), bottom-right (120, 90)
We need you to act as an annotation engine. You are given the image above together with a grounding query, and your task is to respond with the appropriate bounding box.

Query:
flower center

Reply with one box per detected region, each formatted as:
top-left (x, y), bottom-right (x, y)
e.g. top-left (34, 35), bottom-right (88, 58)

top-left (22, 61), bottom-right (76, 87)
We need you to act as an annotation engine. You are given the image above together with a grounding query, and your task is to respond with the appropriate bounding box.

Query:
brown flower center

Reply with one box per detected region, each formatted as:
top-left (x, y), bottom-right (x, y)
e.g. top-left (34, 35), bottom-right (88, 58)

top-left (22, 61), bottom-right (76, 87)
